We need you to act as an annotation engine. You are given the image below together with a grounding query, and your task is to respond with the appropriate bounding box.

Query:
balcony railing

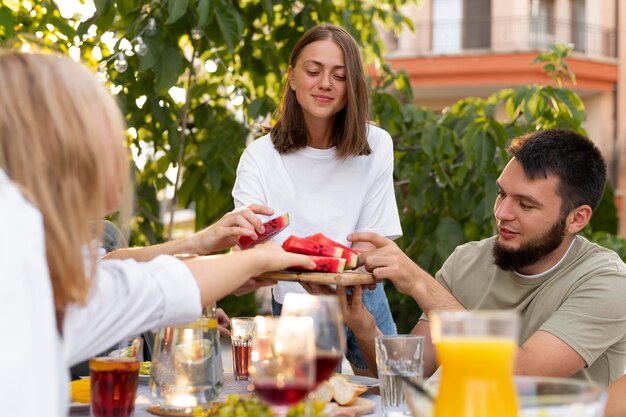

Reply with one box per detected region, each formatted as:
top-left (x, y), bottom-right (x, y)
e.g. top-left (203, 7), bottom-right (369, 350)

top-left (387, 16), bottom-right (616, 59)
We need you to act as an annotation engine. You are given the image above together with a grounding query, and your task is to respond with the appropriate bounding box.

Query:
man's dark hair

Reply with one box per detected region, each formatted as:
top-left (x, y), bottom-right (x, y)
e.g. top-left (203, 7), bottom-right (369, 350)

top-left (507, 129), bottom-right (607, 214)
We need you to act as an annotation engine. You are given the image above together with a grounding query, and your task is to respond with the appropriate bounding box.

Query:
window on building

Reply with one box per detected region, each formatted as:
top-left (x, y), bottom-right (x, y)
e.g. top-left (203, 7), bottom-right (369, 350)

top-left (432, 0), bottom-right (463, 53)
top-left (463, 0), bottom-right (491, 49)
top-left (530, 0), bottom-right (555, 48)
top-left (571, 0), bottom-right (585, 52)
top-left (432, 0), bottom-right (492, 53)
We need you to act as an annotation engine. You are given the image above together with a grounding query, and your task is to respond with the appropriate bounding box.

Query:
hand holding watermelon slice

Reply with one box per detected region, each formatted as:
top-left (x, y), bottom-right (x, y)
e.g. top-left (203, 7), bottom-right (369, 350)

top-left (237, 213), bottom-right (290, 249)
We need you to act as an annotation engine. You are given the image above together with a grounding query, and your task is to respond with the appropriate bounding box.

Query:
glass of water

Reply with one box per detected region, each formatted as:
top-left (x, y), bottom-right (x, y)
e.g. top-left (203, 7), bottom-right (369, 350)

top-left (375, 335), bottom-right (424, 417)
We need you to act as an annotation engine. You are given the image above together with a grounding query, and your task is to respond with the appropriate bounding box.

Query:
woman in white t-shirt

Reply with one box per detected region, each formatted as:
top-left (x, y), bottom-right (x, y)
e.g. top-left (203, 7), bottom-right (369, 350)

top-left (0, 51), bottom-right (314, 417)
top-left (232, 24), bottom-right (402, 375)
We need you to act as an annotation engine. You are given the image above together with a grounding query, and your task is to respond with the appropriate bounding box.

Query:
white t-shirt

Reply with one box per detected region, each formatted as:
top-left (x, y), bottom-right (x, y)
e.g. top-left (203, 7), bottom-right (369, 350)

top-left (233, 124), bottom-right (402, 302)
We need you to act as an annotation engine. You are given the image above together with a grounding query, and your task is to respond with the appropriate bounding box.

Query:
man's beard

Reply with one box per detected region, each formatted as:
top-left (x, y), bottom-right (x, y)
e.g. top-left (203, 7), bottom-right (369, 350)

top-left (492, 215), bottom-right (567, 272)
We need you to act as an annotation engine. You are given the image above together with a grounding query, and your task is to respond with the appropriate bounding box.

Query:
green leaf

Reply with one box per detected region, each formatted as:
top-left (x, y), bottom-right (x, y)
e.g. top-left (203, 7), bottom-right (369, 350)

top-left (166, 0), bottom-right (188, 24)
top-left (261, 0), bottom-right (274, 21)
top-left (215, 6), bottom-right (242, 52)
top-left (138, 35), bottom-right (163, 72)
top-left (197, 0), bottom-right (214, 27)
top-left (420, 125), bottom-right (439, 158)
top-left (0, 7), bottom-right (15, 40)
top-left (247, 97), bottom-right (271, 119)
top-left (474, 129), bottom-right (496, 172)
top-left (154, 45), bottom-right (183, 93)
top-left (553, 89), bottom-right (584, 121)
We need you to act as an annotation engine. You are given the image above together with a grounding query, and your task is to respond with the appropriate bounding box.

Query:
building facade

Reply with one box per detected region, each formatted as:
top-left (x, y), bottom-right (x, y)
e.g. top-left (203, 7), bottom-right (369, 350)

top-left (384, 0), bottom-right (626, 234)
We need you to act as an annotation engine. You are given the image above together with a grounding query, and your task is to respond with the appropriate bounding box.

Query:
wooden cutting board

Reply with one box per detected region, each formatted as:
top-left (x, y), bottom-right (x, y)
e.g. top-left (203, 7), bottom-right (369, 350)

top-left (326, 398), bottom-right (377, 416)
top-left (257, 270), bottom-right (376, 286)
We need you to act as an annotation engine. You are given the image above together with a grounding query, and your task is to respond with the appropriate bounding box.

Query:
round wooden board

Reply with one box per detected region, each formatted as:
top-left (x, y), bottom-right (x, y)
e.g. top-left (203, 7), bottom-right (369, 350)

top-left (257, 270), bottom-right (376, 286)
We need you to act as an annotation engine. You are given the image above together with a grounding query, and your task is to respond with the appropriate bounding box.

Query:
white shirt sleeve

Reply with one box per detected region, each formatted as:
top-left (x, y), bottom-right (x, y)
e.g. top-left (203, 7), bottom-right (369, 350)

top-left (0, 172), bottom-right (64, 417)
top-left (64, 255), bottom-right (202, 366)
top-left (355, 127), bottom-right (402, 239)
top-left (232, 143), bottom-right (269, 209)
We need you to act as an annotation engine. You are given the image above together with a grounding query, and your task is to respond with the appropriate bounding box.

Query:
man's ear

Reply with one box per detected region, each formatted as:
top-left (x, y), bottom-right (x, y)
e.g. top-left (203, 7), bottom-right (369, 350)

top-left (288, 66), bottom-right (295, 90)
top-left (566, 205), bottom-right (593, 234)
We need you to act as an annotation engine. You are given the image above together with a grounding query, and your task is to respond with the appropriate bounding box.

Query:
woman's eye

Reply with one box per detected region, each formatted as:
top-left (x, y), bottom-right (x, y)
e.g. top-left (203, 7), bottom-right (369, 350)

top-left (334, 75), bottom-right (346, 81)
top-left (519, 202), bottom-right (533, 210)
top-left (305, 70), bottom-right (319, 76)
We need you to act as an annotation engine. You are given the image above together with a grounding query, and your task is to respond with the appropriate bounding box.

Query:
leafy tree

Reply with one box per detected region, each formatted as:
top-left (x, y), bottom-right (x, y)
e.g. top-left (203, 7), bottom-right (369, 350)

top-left (0, 0), bottom-right (418, 246)
top-left (371, 44), bottom-right (626, 330)
top-left (3, 5), bottom-right (624, 328)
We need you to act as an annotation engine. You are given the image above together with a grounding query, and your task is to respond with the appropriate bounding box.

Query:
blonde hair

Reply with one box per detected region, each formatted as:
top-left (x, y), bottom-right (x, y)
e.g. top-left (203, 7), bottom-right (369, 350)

top-left (0, 51), bottom-right (131, 312)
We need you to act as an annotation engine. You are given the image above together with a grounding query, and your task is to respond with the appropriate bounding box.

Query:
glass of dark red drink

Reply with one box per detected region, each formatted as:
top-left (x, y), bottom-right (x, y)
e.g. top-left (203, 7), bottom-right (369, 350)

top-left (282, 294), bottom-right (346, 386)
top-left (89, 337), bottom-right (143, 417)
top-left (249, 316), bottom-right (315, 416)
top-left (230, 317), bottom-right (256, 380)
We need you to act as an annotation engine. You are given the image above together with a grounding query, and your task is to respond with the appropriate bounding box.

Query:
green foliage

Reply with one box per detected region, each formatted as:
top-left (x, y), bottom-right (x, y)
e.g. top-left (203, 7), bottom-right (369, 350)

top-left (4, 4), bottom-right (624, 330)
top-left (588, 184), bottom-right (619, 235)
top-left (1, 0), bottom-right (419, 248)
top-left (369, 47), bottom-right (606, 332)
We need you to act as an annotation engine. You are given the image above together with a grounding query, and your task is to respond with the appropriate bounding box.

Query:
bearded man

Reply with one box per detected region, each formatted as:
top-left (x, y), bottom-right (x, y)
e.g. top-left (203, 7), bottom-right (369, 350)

top-left (340, 129), bottom-right (626, 386)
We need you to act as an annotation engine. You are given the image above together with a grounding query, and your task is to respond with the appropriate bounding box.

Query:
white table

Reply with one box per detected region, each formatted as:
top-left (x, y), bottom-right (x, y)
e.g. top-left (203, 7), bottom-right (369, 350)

top-left (70, 373), bottom-right (383, 416)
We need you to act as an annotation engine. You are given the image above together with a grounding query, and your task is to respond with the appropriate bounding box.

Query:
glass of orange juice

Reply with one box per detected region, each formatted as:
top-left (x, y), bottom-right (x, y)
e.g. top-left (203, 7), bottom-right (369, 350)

top-left (430, 310), bottom-right (519, 417)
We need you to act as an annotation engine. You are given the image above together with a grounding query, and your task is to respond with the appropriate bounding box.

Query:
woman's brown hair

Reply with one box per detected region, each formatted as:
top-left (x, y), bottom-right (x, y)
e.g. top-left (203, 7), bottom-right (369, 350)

top-left (0, 51), bottom-right (131, 312)
top-left (270, 24), bottom-right (371, 159)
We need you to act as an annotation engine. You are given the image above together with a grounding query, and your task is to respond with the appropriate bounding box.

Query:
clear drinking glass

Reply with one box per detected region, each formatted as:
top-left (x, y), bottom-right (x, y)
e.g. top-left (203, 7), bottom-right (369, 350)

top-left (249, 316), bottom-right (316, 417)
top-left (375, 335), bottom-right (424, 417)
top-left (282, 293), bottom-right (346, 386)
top-left (230, 317), bottom-right (255, 380)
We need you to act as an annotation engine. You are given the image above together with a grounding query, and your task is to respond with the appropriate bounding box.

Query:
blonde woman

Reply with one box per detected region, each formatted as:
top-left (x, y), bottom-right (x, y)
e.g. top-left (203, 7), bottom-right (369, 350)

top-left (0, 51), bottom-right (313, 417)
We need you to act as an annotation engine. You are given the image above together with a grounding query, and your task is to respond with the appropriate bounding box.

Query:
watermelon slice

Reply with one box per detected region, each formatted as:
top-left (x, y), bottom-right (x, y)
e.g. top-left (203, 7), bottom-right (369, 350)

top-left (306, 233), bottom-right (360, 270)
top-left (238, 213), bottom-right (290, 249)
top-left (290, 255), bottom-right (346, 273)
top-left (282, 235), bottom-right (344, 258)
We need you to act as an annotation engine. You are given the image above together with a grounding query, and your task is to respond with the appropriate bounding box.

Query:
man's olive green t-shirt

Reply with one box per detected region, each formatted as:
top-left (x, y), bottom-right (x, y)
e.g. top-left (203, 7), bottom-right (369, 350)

top-left (428, 235), bottom-right (626, 385)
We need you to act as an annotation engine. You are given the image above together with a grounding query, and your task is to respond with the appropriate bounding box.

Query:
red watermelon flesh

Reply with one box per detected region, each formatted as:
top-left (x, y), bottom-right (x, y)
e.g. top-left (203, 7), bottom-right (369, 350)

top-left (282, 235), bottom-right (344, 258)
top-left (306, 233), bottom-right (360, 270)
top-left (290, 255), bottom-right (346, 273)
top-left (238, 213), bottom-right (290, 249)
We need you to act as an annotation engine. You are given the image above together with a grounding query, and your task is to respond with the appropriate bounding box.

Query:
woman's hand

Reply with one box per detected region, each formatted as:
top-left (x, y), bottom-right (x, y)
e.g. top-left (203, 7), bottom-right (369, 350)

top-left (250, 241), bottom-right (315, 273)
top-left (190, 204), bottom-right (274, 254)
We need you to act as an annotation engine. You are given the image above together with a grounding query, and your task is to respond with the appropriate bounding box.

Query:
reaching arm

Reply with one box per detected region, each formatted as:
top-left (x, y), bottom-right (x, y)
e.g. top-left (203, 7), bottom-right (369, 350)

top-left (183, 241), bottom-right (314, 306)
top-left (104, 204), bottom-right (273, 261)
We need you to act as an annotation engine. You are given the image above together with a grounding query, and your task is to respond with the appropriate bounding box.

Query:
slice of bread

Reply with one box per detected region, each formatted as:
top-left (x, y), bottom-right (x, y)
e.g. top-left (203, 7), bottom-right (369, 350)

top-left (310, 380), bottom-right (334, 403)
top-left (329, 375), bottom-right (367, 406)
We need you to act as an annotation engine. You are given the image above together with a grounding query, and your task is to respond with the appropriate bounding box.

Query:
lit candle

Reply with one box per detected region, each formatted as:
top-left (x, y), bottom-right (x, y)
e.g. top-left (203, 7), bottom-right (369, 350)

top-left (167, 393), bottom-right (197, 409)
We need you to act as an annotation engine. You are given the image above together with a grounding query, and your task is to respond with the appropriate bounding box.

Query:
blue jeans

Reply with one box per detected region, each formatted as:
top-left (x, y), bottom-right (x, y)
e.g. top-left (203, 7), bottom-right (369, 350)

top-left (271, 283), bottom-right (397, 371)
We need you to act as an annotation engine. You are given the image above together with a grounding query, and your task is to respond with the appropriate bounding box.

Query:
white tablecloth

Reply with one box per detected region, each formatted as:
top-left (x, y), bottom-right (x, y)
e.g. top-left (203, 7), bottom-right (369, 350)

top-left (69, 374), bottom-right (383, 416)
